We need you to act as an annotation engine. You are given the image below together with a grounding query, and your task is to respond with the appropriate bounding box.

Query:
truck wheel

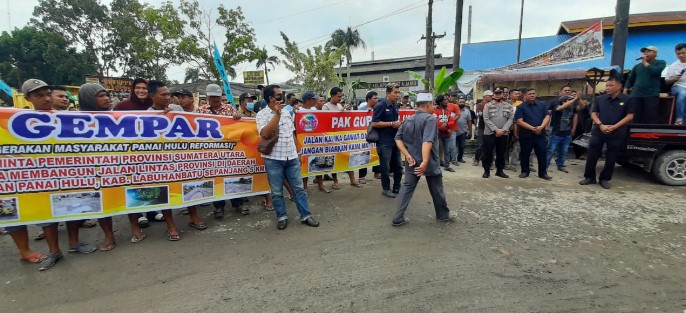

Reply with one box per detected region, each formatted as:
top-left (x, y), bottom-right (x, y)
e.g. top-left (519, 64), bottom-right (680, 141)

top-left (652, 150), bottom-right (686, 186)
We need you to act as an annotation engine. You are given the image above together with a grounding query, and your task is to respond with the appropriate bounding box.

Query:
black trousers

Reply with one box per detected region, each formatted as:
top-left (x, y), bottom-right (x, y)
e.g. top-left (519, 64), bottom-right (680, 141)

top-left (520, 135), bottom-right (547, 177)
top-left (482, 134), bottom-right (509, 172)
top-left (584, 133), bottom-right (624, 181)
top-left (633, 96), bottom-right (660, 124)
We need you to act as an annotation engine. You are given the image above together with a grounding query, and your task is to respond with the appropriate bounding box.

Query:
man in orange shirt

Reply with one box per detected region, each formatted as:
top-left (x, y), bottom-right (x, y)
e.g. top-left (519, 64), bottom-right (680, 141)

top-left (434, 95), bottom-right (457, 172)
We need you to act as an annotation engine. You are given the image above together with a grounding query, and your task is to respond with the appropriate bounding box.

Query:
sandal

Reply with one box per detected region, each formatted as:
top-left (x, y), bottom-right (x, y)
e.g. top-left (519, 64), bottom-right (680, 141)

top-left (166, 230), bottom-right (181, 241)
top-left (80, 220), bottom-right (97, 228)
top-left (264, 204), bottom-right (273, 211)
top-left (137, 216), bottom-right (150, 228)
top-left (38, 253), bottom-right (63, 271)
top-left (68, 242), bottom-right (97, 254)
top-left (350, 183), bottom-right (364, 188)
top-left (188, 221), bottom-right (208, 230)
top-left (34, 232), bottom-right (45, 241)
top-left (20, 251), bottom-right (47, 263)
top-left (318, 187), bottom-right (332, 193)
top-left (130, 232), bottom-right (147, 243)
top-left (331, 183), bottom-right (341, 190)
top-left (98, 241), bottom-right (116, 252)
top-left (358, 178), bottom-right (367, 184)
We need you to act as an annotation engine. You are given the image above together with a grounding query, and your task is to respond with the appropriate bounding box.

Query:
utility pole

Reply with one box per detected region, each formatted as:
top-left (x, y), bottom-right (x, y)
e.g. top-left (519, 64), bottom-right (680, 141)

top-left (610, 0), bottom-right (631, 72)
top-left (6, 0), bottom-right (11, 31)
top-left (424, 0), bottom-right (434, 91)
top-left (421, 31), bottom-right (446, 92)
top-left (467, 5), bottom-right (472, 44)
top-left (452, 0), bottom-right (464, 72)
top-left (516, 0), bottom-right (525, 63)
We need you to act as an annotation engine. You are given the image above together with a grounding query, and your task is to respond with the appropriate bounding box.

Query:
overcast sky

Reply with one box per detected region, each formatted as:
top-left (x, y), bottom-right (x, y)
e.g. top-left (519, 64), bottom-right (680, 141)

top-left (1, 0), bottom-right (682, 83)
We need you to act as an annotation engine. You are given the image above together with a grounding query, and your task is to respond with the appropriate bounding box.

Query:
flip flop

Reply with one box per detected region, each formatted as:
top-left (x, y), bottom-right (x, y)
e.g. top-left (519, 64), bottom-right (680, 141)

top-left (130, 232), bottom-right (147, 243)
top-left (188, 221), bottom-right (208, 230)
top-left (20, 251), bottom-right (47, 263)
top-left (34, 232), bottom-right (45, 241)
top-left (318, 187), bottom-right (332, 193)
top-left (38, 253), bottom-right (63, 271)
top-left (99, 241), bottom-right (116, 252)
top-left (68, 242), bottom-right (97, 254)
top-left (350, 184), bottom-right (364, 188)
top-left (80, 220), bottom-right (97, 228)
top-left (166, 230), bottom-right (181, 241)
top-left (264, 203), bottom-right (274, 211)
top-left (331, 184), bottom-right (341, 190)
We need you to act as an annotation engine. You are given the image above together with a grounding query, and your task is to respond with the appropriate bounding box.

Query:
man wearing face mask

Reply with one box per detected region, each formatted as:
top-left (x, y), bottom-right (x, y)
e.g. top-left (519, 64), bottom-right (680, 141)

top-left (238, 92), bottom-right (258, 117)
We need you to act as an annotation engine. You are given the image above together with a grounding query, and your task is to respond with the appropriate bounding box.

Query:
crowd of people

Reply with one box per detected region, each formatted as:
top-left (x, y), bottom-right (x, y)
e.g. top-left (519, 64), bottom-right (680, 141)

top-left (3, 43), bottom-right (685, 271)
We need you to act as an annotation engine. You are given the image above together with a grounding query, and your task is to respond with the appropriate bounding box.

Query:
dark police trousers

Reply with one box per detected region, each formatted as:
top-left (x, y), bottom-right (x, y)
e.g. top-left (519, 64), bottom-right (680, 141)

top-left (519, 135), bottom-right (547, 177)
top-left (482, 134), bottom-right (508, 172)
top-left (392, 170), bottom-right (451, 223)
top-left (583, 132), bottom-right (625, 181)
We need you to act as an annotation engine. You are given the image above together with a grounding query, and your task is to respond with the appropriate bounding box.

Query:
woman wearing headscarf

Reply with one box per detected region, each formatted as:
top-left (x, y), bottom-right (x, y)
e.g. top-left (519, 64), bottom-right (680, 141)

top-left (79, 83), bottom-right (116, 251)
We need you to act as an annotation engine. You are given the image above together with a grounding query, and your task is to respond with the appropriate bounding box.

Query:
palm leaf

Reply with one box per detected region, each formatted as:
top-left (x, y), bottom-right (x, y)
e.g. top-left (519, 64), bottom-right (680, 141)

top-left (436, 68), bottom-right (464, 95)
top-left (434, 66), bottom-right (447, 92)
top-left (406, 70), bottom-right (430, 88)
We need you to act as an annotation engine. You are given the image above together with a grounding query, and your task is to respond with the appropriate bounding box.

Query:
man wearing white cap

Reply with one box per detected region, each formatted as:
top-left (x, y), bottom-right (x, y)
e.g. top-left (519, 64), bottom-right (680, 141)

top-left (623, 46), bottom-right (666, 124)
top-left (391, 93), bottom-right (456, 227)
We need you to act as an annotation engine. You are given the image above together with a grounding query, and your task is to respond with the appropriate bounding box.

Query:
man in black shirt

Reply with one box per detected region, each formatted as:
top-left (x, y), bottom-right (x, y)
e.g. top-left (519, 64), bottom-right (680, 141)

top-left (546, 94), bottom-right (577, 173)
top-left (372, 83), bottom-right (403, 198)
top-left (580, 77), bottom-right (635, 189)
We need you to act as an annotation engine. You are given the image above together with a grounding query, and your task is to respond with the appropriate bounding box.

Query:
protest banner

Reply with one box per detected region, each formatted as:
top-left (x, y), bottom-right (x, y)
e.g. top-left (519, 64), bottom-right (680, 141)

top-left (295, 110), bottom-right (415, 177)
top-left (0, 108), bottom-right (269, 227)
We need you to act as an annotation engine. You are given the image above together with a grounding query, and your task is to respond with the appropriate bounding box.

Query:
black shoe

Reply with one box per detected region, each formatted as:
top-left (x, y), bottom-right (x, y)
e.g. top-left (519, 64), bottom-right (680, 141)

top-left (392, 188), bottom-right (399, 194)
top-left (458, 159), bottom-right (466, 163)
top-left (579, 178), bottom-right (596, 185)
top-left (482, 171), bottom-right (490, 178)
top-left (539, 175), bottom-right (553, 181)
top-left (213, 207), bottom-right (224, 219)
top-left (301, 217), bottom-right (319, 227)
top-left (440, 161), bottom-right (446, 167)
top-left (599, 180), bottom-right (611, 189)
top-left (519, 172), bottom-right (529, 178)
top-left (277, 219), bottom-right (288, 230)
top-left (445, 167), bottom-right (455, 172)
top-left (495, 171), bottom-right (509, 178)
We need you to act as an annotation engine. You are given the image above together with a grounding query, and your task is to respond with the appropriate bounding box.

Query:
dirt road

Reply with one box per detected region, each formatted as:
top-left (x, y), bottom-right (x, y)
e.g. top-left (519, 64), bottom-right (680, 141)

top-left (1, 160), bottom-right (685, 312)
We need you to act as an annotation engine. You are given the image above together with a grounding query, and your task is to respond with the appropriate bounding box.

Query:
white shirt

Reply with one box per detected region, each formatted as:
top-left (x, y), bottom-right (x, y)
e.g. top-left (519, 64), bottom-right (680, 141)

top-left (298, 106), bottom-right (318, 112)
top-left (322, 102), bottom-right (344, 111)
top-left (147, 104), bottom-right (184, 112)
top-left (256, 105), bottom-right (298, 161)
top-left (666, 60), bottom-right (686, 89)
top-left (358, 102), bottom-right (368, 111)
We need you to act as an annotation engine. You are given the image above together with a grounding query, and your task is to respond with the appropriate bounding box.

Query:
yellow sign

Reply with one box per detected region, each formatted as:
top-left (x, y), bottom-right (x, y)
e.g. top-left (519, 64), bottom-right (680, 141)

top-left (243, 71), bottom-right (265, 85)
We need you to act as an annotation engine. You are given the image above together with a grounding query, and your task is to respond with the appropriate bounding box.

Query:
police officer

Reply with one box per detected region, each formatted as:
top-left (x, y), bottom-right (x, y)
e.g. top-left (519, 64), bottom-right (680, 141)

top-left (482, 87), bottom-right (514, 178)
top-left (580, 77), bottom-right (635, 189)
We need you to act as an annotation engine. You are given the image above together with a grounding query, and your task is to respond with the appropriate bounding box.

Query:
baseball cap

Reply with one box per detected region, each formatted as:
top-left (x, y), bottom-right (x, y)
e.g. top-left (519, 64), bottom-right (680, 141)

top-left (239, 92), bottom-right (257, 102)
top-left (416, 93), bottom-right (433, 102)
top-left (494, 87), bottom-right (504, 93)
top-left (483, 90), bottom-right (494, 97)
top-left (172, 88), bottom-right (193, 97)
top-left (22, 79), bottom-right (49, 95)
top-left (302, 91), bottom-right (317, 102)
top-left (402, 93), bottom-right (410, 98)
top-left (206, 84), bottom-right (222, 97)
top-left (640, 46), bottom-right (658, 53)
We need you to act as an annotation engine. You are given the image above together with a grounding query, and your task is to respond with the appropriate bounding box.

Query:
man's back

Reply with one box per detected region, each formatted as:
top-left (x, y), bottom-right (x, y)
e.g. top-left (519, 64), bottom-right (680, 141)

top-left (396, 111), bottom-right (440, 176)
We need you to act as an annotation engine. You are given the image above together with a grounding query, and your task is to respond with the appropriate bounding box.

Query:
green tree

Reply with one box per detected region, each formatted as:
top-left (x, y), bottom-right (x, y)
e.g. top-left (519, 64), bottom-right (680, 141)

top-left (275, 32), bottom-right (344, 95)
top-left (253, 46), bottom-right (280, 85)
top-left (178, 0), bottom-right (257, 80)
top-left (0, 27), bottom-right (97, 88)
top-left (31, 0), bottom-right (114, 76)
top-left (328, 27), bottom-right (366, 65)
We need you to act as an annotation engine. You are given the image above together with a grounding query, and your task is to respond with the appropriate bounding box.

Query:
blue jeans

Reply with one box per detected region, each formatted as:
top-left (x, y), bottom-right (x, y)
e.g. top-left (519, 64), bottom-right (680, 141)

top-left (671, 84), bottom-right (686, 122)
top-left (546, 134), bottom-right (572, 168)
top-left (264, 158), bottom-right (311, 221)
top-left (455, 132), bottom-right (467, 161)
top-left (440, 132), bottom-right (457, 164)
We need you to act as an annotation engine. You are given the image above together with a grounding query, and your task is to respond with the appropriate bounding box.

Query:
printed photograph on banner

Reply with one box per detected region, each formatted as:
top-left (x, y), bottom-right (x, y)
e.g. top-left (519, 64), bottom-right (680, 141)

top-left (224, 177), bottom-right (253, 195)
top-left (349, 150), bottom-right (371, 167)
top-left (125, 186), bottom-right (170, 208)
top-left (308, 155), bottom-right (335, 173)
top-left (50, 191), bottom-right (103, 217)
top-left (182, 180), bottom-right (214, 202)
top-left (0, 198), bottom-right (20, 222)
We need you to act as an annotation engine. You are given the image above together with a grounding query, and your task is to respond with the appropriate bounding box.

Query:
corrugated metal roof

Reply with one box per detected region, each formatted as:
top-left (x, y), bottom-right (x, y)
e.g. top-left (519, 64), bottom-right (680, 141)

top-left (460, 29), bottom-right (686, 72)
top-left (559, 11), bottom-right (686, 34)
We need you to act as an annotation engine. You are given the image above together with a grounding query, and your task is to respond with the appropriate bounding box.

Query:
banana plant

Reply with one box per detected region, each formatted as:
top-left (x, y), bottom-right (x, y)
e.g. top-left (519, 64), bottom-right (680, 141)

top-left (407, 66), bottom-right (464, 96)
top-left (338, 77), bottom-right (369, 101)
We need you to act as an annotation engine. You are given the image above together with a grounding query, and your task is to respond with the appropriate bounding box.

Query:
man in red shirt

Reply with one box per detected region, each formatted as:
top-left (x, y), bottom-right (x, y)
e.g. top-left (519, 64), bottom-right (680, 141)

top-left (434, 95), bottom-right (457, 172)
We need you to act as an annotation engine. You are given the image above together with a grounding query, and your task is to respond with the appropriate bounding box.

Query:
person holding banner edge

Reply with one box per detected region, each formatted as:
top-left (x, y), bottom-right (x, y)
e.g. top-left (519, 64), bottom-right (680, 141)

top-left (256, 85), bottom-right (319, 230)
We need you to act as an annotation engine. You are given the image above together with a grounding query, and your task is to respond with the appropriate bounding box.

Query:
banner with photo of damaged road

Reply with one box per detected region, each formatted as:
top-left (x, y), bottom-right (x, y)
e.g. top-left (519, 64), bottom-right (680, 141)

top-left (0, 108), bottom-right (269, 227)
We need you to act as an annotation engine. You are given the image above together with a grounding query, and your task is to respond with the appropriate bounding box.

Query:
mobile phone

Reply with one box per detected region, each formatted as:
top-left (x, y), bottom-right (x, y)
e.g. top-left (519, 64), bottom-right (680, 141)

top-left (681, 68), bottom-right (686, 75)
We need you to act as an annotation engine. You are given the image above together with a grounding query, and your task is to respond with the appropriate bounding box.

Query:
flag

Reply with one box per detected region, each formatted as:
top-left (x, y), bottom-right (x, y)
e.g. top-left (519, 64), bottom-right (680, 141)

top-left (212, 42), bottom-right (235, 107)
top-left (0, 78), bottom-right (14, 97)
